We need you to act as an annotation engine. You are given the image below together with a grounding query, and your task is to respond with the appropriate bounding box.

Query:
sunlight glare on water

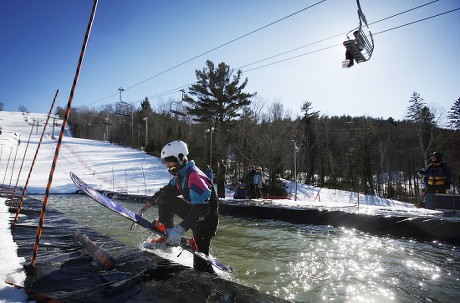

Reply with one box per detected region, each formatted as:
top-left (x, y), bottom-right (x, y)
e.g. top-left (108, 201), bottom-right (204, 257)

top-left (41, 194), bottom-right (460, 303)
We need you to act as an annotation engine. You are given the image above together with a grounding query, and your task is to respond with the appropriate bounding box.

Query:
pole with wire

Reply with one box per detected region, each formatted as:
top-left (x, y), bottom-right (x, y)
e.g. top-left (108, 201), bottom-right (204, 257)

top-left (29, 0), bottom-right (98, 267)
top-left (5, 135), bottom-right (21, 198)
top-left (8, 125), bottom-right (34, 208)
top-left (12, 90), bottom-right (59, 225)
top-left (450, 128), bottom-right (456, 214)
top-left (1, 135), bottom-right (18, 196)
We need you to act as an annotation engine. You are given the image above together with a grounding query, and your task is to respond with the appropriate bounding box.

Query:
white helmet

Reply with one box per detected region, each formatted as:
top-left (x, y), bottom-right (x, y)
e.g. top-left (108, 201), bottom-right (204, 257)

top-left (161, 140), bottom-right (188, 165)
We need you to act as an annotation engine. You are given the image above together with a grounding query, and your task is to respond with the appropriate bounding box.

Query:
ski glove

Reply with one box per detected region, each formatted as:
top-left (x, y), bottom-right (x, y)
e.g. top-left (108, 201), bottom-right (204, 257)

top-left (165, 225), bottom-right (185, 246)
top-left (130, 208), bottom-right (145, 231)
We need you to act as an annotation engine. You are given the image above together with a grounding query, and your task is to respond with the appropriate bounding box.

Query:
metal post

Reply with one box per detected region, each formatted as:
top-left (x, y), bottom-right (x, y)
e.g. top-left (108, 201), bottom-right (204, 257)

top-left (291, 140), bottom-right (298, 201)
top-left (143, 117), bottom-right (148, 149)
top-left (206, 127), bottom-right (214, 168)
top-left (51, 116), bottom-right (58, 139)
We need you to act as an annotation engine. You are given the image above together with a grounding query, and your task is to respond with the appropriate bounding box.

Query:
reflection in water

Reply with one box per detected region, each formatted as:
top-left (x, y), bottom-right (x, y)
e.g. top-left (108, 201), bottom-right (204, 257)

top-left (40, 194), bottom-right (460, 302)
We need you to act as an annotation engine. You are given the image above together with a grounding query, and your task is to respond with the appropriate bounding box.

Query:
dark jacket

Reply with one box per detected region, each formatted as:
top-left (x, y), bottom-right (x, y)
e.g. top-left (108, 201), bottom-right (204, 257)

top-left (420, 161), bottom-right (452, 193)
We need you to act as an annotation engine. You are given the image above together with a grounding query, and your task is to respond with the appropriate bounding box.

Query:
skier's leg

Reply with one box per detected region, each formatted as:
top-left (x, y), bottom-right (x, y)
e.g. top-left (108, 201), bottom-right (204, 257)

top-left (157, 193), bottom-right (190, 228)
top-left (192, 215), bottom-right (218, 273)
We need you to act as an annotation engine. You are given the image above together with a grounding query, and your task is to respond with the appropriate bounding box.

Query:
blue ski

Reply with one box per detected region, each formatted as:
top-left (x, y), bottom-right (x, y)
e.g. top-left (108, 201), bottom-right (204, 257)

top-left (70, 171), bottom-right (233, 273)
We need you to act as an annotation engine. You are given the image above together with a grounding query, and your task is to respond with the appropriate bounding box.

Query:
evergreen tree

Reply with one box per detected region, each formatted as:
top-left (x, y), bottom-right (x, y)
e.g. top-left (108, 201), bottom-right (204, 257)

top-left (140, 97), bottom-right (153, 113)
top-left (448, 97), bottom-right (460, 130)
top-left (183, 60), bottom-right (256, 160)
top-left (406, 92), bottom-right (436, 166)
top-left (300, 100), bottom-right (319, 184)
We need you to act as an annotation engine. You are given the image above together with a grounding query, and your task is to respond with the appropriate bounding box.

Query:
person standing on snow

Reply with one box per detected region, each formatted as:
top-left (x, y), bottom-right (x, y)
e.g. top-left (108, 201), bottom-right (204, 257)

top-left (247, 166), bottom-right (257, 199)
top-left (132, 140), bottom-right (219, 272)
top-left (204, 164), bottom-right (213, 183)
top-left (418, 151), bottom-right (452, 210)
top-left (216, 159), bottom-right (227, 198)
top-left (253, 167), bottom-right (263, 198)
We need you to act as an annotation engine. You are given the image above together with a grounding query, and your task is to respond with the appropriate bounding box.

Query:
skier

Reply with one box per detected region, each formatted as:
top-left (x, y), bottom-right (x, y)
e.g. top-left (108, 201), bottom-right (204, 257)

top-left (132, 140), bottom-right (219, 272)
top-left (418, 151), bottom-right (452, 210)
top-left (342, 31), bottom-right (365, 68)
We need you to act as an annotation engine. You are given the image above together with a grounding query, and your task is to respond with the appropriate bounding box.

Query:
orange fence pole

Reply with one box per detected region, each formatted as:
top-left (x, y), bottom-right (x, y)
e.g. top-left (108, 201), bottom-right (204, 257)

top-left (8, 125), bottom-right (34, 208)
top-left (30, 0), bottom-right (98, 267)
top-left (2, 134), bottom-right (20, 196)
top-left (12, 90), bottom-right (59, 224)
top-left (1, 139), bottom-right (15, 195)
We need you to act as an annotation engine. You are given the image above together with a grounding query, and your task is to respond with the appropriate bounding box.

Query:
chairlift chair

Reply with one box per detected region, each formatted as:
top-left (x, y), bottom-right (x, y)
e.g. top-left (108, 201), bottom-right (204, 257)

top-left (115, 101), bottom-right (131, 117)
top-left (343, 0), bottom-right (374, 64)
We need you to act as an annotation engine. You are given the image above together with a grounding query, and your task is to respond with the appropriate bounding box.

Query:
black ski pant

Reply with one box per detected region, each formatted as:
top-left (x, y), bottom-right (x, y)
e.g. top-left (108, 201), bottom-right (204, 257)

top-left (157, 194), bottom-right (218, 273)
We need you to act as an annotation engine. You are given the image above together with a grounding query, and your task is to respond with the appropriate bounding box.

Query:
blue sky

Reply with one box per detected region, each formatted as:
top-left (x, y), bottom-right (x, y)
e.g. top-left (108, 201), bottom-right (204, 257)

top-left (1, 0), bottom-right (459, 123)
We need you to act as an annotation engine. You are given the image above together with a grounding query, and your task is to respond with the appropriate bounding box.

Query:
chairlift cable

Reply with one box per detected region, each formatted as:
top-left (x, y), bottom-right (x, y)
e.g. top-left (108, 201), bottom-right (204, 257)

top-left (373, 7), bottom-right (460, 35)
top-left (149, 1), bottom-right (450, 98)
top-left (368, 0), bottom-right (439, 26)
top-left (89, 1), bottom-right (453, 106)
top-left (87, 0), bottom-right (327, 106)
top-left (244, 7), bottom-right (459, 73)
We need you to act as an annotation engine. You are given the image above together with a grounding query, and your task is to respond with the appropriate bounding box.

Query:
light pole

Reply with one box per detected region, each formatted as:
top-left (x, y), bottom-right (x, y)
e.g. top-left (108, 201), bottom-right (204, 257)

top-left (291, 140), bottom-right (299, 201)
top-left (143, 117), bottom-right (148, 150)
top-left (205, 127), bottom-right (215, 168)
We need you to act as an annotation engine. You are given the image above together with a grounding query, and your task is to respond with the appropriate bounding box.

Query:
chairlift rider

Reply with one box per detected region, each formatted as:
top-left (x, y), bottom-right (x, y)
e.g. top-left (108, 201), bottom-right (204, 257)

top-left (342, 0), bottom-right (374, 68)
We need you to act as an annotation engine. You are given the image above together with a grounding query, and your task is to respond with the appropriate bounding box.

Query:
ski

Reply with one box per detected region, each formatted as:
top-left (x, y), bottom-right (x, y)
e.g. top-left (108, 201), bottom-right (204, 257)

top-left (70, 171), bottom-right (233, 273)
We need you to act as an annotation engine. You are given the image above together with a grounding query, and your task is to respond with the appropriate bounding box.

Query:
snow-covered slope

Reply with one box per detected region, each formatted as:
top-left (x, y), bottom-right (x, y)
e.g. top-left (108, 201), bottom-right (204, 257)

top-left (0, 111), bottom-right (171, 195)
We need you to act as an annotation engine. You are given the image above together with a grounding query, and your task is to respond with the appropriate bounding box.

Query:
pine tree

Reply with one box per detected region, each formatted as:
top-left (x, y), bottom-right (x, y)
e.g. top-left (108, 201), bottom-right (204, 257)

top-left (300, 101), bottom-right (319, 184)
top-left (140, 97), bottom-right (153, 113)
top-left (405, 92), bottom-right (436, 167)
top-left (448, 97), bottom-right (460, 130)
top-left (183, 60), bottom-right (256, 160)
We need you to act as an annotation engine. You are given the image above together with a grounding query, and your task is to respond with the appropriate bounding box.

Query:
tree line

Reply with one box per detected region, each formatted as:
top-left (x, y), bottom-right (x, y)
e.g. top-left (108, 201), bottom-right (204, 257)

top-left (53, 60), bottom-right (459, 203)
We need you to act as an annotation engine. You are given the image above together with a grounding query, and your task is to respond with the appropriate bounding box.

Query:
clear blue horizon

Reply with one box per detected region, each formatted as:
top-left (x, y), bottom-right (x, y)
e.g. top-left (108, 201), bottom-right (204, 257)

top-left (1, 0), bottom-right (459, 122)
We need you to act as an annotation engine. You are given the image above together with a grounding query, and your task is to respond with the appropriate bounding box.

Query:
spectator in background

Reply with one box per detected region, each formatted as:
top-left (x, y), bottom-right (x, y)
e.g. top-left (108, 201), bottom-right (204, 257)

top-left (204, 164), bottom-right (213, 183)
top-left (216, 159), bottom-right (227, 198)
top-left (247, 167), bottom-right (257, 199)
top-left (233, 182), bottom-right (248, 199)
top-left (254, 167), bottom-right (263, 198)
top-left (418, 151), bottom-right (452, 210)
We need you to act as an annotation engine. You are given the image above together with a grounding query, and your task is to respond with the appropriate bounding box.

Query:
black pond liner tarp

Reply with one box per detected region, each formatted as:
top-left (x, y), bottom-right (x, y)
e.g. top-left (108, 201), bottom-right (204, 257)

top-left (7, 197), bottom-right (289, 303)
top-left (219, 200), bottom-right (460, 246)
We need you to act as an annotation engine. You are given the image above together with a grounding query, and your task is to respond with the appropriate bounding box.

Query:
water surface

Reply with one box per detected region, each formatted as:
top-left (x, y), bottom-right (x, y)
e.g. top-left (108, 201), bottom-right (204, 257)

top-left (37, 194), bottom-right (460, 302)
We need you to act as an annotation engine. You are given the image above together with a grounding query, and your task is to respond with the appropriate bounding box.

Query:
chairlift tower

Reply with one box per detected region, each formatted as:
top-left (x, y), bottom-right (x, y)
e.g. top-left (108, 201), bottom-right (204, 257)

top-left (115, 87), bottom-right (134, 146)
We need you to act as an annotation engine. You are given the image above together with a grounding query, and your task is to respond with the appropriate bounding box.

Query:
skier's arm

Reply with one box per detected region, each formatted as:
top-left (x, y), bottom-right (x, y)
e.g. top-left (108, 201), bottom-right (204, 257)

top-left (130, 185), bottom-right (172, 230)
